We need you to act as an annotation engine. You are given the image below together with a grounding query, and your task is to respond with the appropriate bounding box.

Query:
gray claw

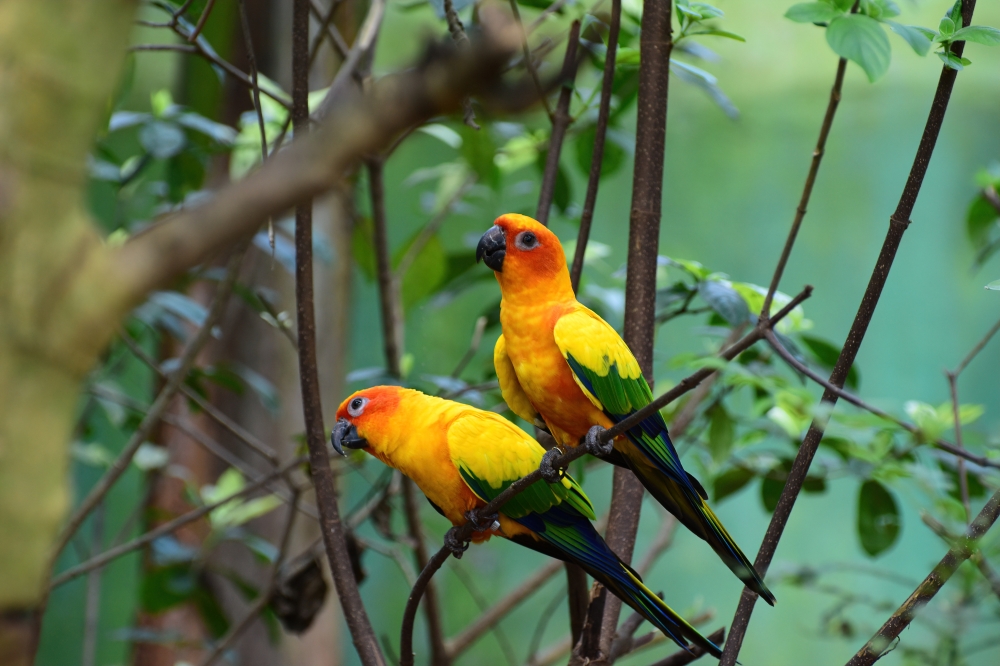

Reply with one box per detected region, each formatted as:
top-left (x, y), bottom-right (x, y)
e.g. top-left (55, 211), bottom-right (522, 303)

top-left (465, 510), bottom-right (499, 533)
top-left (584, 425), bottom-right (613, 457)
top-left (539, 447), bottom-right (566, 483)
top-left (444, 527), bottom-right (469, 558)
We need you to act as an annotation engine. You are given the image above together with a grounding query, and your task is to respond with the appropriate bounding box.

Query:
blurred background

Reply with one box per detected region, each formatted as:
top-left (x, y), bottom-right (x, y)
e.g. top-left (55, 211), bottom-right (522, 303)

top-left (37, 0), bottom-right (1000, 665)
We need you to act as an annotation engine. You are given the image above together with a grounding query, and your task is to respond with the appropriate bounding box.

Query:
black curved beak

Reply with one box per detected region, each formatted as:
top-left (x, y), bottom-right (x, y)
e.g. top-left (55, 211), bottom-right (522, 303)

top-left (476, 226), bottom-right (506, 272)
top-left (331, 418), bottom-right (367, 456)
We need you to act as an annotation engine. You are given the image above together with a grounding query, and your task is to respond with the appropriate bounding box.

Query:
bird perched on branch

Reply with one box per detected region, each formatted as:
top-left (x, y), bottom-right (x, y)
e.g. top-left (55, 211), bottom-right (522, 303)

top-left (331, 385), bottom-right (721, 657)
top-left (476, 213), bottom-right (775, 605)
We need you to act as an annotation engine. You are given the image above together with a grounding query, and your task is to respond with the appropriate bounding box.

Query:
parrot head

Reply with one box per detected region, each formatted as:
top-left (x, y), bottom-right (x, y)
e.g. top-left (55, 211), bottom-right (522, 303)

top-left (331, 386), bottom-right (403, 457)
top-left (476, 214), bottom-right (572, 297)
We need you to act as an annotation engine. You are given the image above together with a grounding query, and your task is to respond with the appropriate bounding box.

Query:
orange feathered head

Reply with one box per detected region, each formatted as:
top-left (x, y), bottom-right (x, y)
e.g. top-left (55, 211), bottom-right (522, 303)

top-left (331, 386), bottom-right (403, 456)
top-left (476, 214), bottom-right (573, 297)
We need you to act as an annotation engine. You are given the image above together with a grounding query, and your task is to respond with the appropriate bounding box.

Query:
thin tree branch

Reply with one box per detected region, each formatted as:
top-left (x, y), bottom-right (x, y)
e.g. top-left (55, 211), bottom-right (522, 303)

top-left (649, 627), bottom-right (725, 666)
top-left (368, 160), bottom-right (404, 378)
top-left (448, 316), bottom-right (489, 381)
top-left (953, 313), bottom-right (1000, 376)
top-left (921, 512), bottom-right (1000, 602)
top-left (114, 23), bottom-right (524, 306)
top-left (402, 478), bottom-right (450, 666)
top-left (846, 489), bottom-right (1000, 666)
top-left (291, 1), bottom-right (384, 663)
top-left (442, 0), bottom-right (479, 128)
top-left (187, 0), bottom-right (217, 42)
top-left (536, 20), bottom-right (581, 226)
top-left (309, 0), bottom-right (350, 60)
top-left (395, 177), bottom-right (476, 280)
top-left (116, 330), bottom-right (280, 464)
top-left (763, 329), bottom-right (1000, 470)
top-left (570, 0), bottom-right (621, 292)
top-left (396, 289), bottom-right (810, 666)
top-left (580, 0), bottom-right (675, 656)
top-left (507, 0), bottom-right (554, 119)
top-left (760, 7), bottom-right (855, 319)
top-left (313, 0), bottom-right (387, 122)
top-left (444, 560), bottom-right (564, 658)
top-left (199, 492), bottom-right (300, 666)
top-left (945, 372), bottom-right (971, 519)
top-left (49, 245), bottom-right (247, 568)
top-left (80, 505), bottom-right (103, 666)
top-left (49, 457), bottom-right (304, 589)
top-left (722, 3), bottom-right (979, 660)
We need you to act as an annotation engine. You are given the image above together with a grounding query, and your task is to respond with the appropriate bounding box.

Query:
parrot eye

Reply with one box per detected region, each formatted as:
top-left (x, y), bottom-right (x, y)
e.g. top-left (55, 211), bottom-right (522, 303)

top-left (515, 231), bottom-right (539, 251)
top-left (347, 397), bottom-right (368, 417)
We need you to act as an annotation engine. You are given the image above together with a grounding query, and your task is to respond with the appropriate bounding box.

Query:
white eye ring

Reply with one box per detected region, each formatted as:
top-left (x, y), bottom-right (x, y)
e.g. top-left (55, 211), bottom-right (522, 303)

top-left (348, 397), bottom-right (368, 417)
top-left (515, 231), bottom-right (539, 251)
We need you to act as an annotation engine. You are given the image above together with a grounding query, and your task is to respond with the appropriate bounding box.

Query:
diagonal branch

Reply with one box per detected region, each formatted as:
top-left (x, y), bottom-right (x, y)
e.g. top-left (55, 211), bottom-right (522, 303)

top-left (721, 2), bottom-right (980, 662)
top-left (846, 489), bottom-right (1000, 666)
top-left (111, 21), bottom-right (524, 309)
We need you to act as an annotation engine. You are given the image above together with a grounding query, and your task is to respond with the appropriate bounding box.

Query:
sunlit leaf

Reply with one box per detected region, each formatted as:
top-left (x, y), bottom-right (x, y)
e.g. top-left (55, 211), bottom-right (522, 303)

top-left (950, 25), bottom-right (1000, 46)
top-left (826, 14), bottom-right (891, 82)
top-left (885, 22), bottom-right (934, 56)
top-left (785, 2), bottom-right (841, 24)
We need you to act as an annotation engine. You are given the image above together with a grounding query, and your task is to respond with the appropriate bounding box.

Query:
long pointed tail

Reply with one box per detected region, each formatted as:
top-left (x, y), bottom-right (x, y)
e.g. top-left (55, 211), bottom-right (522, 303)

top-left (514, 506), bottom-right (722, 657)
top-left (625, 441), bottom-right (776, 605)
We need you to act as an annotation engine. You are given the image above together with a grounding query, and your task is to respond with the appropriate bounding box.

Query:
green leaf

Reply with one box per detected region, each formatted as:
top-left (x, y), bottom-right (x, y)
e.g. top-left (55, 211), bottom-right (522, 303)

top-left (139, 121), bottom-right (187, 159)
top-left (938, 17), bottom-right (955, 38)
top-left (950, 25), bottom-right (1000, 46)
top-left (760, 473), bottom-right (784, 513)
top-left (947, 0), bottom-right (962, 27)
top-left (885, 22), bottom-right (933, 56)
top-left (986, 279), bottom-right (1000, 291)
top-left (785, 2), bottom-right (841, 24)
top-left (826, 14), bottom-right (892, 82)
top-left (799, 334), bottom-right (860, 389)
top-left (689, 29), bottom-right (746, 42)
top-left (857, 480), bottom-right (901, 556)
top-left (575, 125), bottom-right (626, 178)
top-left (351, 216), bottom-right (377, 281)
top-left (707, 404), bottom-right (735, 463)
top-left (699, 280), bottom-right (750, 325)
top-left (713, 466), bottom-right (755, 502)
top-left (937, 48), bottom-right (971, 70)
top-left (967, 193), bottom-right (1000, 245)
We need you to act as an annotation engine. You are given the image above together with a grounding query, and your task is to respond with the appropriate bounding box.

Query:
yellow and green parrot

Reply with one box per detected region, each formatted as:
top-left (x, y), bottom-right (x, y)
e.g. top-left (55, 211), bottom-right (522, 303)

top-left (476, 213), bottom-right (775, 605)
top-left (331, 386), bottom-right (722, 657)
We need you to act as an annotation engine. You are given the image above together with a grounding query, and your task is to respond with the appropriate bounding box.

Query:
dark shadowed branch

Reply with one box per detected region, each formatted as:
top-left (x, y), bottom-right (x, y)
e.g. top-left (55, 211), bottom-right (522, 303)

top-left (721, 2), bottom-right (979, 663)
top-left (650, 628), bottom-right (725, 666)
top-left (536, 20), bottom-right (581, 226)
top-left (291, 2), bottom-right (383, 664)
top-left (847, 490), bottom-right (1000, 666)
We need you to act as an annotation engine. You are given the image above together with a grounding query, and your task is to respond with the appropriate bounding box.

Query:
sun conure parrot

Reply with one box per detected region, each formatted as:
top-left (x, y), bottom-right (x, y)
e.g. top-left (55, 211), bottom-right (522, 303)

top-left (475, 213), bottom-right (775, 605)
top-left (331, 385), bottom-right (722, 657)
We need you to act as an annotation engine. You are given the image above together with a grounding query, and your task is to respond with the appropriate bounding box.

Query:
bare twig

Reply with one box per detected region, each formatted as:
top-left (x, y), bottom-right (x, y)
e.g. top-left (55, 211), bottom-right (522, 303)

top-left (291, 2), bottom-right (384, 663)
top-left (402, 478), bottom-right (450, 666)
top-left (313, 0), bottom-right (387, 122)
top-left (187, 0), bottom-right (217, 42)
top-left (508, 0), bottom-right (554, 119)
top-left (396, 177), bottom-right (476, 279)
top-left (921, 512), bottom-right (1000, 602)
top-left (847, 489), bottom-right (1000, 666)
top-left (570, 0), bottom-right (621, 292)
top-left (309, 0), bottom-right (350, 60)
top-left (536, 20), bottom-right (581, 226)
top-left (650, 627), bottom-right (725, 666)
top-left (368, 160), bottom-right (405, 378)
top-left (448, 316), bottom-right (489, 381)
top-left (763, 330), bottom-right (1000, 470)
top-left (722, 3), bottom-right (980, 659)
top-left (445, 560), bottom-right (563, 658)
top-left (50, 457), bottom-right (304, 589)
top-left (760, 7), bottom-right (855, 319)
top-left (442, 0), bottom-right (479, 128)
top-left (953, 314), bottom-right (1000, 376)
top-left (116, 330), bottom-right (280, 464)
top-left (80, 505), bottom-right (104, 666)
top-left (945, 372), bottom-right (971, 519)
